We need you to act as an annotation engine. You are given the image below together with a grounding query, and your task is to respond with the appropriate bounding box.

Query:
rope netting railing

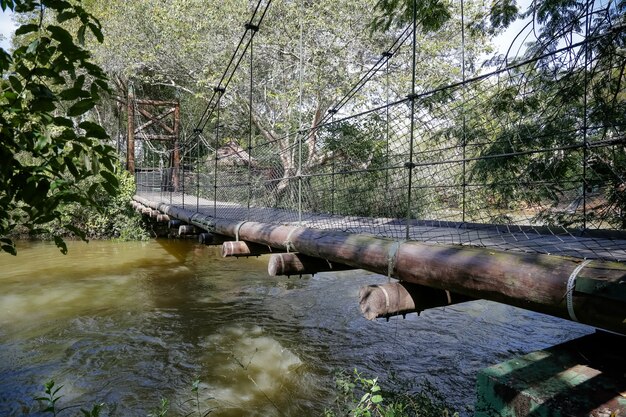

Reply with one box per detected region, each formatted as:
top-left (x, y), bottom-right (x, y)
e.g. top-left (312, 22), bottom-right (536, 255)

top-left (134, 0), bottom-right (626, 262)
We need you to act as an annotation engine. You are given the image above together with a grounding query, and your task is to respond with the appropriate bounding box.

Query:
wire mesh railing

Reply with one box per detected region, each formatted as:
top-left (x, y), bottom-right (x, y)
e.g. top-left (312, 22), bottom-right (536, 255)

top-left (133, 0), bottom-right (626, 262)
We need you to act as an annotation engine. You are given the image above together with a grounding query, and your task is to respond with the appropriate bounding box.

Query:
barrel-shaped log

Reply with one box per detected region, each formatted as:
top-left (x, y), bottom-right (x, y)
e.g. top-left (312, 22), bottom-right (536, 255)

top-left (198, 232), bottom-right (229, 245)
top-left (178, 225), bottom-right (198, 236)
top-left (168, 219), bottom-right (185, 229)
top-left (267, 252), bottom-right (355, 276)
top-left (222, 241), bottom-right (283, 258)
top-left (156, 214), bottom-right (170, 223)
top-left (359, 282), bottom-right (473, 320)
top-left (149, 209), bottom-right (160, 218)
top-left (141, 207), bottom-right (152, 216)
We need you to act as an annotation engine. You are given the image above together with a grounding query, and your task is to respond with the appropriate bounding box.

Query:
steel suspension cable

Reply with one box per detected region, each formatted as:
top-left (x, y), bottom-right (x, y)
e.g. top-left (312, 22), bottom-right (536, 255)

top-left (194, 0), bottom-right (272, 133)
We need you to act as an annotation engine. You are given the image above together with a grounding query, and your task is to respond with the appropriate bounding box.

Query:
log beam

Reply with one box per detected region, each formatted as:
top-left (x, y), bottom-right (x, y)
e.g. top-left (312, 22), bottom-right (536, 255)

top-left (199, 232), bottom-right (229, 245)
top-left (359, 282), bottom-right (474, 320)
top-left (221, 241), bottom-right (284, 258)
top-left (267, 252), bottom-right (355, 277)
top-left (178, 225), bottom-right (198, 236)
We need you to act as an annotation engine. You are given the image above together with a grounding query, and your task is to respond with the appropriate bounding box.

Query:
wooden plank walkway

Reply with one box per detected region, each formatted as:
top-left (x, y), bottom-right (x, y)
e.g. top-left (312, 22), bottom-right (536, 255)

top-left (136, 191), bottom-right (626, 262)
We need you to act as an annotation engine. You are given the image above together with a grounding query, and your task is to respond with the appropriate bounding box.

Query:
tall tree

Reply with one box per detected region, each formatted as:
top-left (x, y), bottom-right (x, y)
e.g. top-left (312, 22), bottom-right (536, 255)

top-left (80, 0), bottom-right (491, 207)
top-left (0, 0), bottom-right (119, 254)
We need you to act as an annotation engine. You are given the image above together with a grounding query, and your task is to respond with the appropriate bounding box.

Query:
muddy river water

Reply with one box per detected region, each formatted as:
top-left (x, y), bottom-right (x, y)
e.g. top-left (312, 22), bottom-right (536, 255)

top-left (0, 239), bottom-right (591, 416)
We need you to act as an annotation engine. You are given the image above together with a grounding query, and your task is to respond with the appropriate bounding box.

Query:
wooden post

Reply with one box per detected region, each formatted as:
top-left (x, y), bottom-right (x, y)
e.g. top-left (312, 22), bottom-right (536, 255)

top-left (156, 214), bottom-right (170, 223)
top-left (178, 225), bottom-right (198, 236)
top-left (198, 233), bottom-right (229, 245)
top-left (267, 252), bottom-right (355, 276)
top-left (127, 90), bottom-right (135, 174)
top-left (359, 282), bottom-right (473, 320)
top-left (168, 219), bottom-right (185, 229)
top-left (172, 102), bottom-right (180, 192)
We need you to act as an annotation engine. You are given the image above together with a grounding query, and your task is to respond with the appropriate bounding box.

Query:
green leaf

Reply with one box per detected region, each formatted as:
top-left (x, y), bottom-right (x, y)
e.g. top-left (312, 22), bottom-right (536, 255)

top-left (25, 39), bottom-right (39, 55)
top-left (65, 157), bottom-right (80, 179)
top-left (53, 236), bottom-right (68, 254)
top-left (79, 121), bottom-right (109, 139)
top-left (53, 117), bottom-right (74, 127)
top-left (101, 180), bottom-right (117, 196)
top-left (15, 23), bottom-right (39, 36)
top-left (65, 224), bottom-right (86, 240)
top-left (74, 74), bottom-right (85, 90)
top-left (8, 75), bottom-right (21, 92)
top-left (100, 170), bottom-right (119, 188)
top-left (371, 394), bottom-right (383, 404)
top-left (67, 99), bottom-right (95, 116)
top-left (77, 25), bottom-right (86, 45)
top-left (47, 25), bottom-right (73, 46)
top-left (88, 22), bottom-right (104, 43)
top-left (57, 11), bottom-right (77, 23)
top-left (30, 97), bottom-right (56, 112)
top-left (59, 87), bottom-right (85, 101)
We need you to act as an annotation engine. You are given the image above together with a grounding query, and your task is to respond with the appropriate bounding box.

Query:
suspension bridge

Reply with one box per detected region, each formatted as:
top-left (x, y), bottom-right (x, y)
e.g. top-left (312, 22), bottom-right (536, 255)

top-left (126, 1), bottom-right (626, 413)
top-left (125, 0), bottom-right (626, 332)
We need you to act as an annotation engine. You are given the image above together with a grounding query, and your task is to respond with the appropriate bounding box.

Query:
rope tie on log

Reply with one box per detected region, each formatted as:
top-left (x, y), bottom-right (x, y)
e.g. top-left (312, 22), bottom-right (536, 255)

top-left (566, 259), bottom-right (592, 322)
top-left (234, 221), bottom-right (247, 241)
top-left (378, 284), bottom-right (391, 309)
top-left (387, 241), bottom-right (403, 280)
top-left (284, 227), bottom-right (298, 253)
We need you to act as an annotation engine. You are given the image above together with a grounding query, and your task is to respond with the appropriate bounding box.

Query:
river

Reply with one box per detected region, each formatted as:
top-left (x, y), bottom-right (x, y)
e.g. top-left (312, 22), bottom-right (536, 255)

top-left (0, 239), bottom-right (592, 416)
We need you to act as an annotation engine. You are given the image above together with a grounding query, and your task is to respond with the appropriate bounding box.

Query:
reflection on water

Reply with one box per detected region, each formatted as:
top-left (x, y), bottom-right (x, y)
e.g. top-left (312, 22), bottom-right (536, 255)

top-left (0, 239), bottom-right (592, 416)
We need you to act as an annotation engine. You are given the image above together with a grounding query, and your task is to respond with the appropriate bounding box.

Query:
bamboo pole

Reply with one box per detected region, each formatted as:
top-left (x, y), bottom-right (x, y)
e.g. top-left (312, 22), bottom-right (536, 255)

top-left (133, 195), bottom-right (626, 335)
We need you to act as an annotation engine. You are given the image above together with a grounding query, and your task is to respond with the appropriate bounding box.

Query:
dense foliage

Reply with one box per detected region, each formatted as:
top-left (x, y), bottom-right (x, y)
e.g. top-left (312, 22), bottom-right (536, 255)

top-left (0, 0), bottom-right (121, 254)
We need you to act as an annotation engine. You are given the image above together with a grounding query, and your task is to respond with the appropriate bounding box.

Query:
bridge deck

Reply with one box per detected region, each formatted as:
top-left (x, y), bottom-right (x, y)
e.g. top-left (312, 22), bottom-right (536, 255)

top-left (137, 191), bottom-right (626, 262)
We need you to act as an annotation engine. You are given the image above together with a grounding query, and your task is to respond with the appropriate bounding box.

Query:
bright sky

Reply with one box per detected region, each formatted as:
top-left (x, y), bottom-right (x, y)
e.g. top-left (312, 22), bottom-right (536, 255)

top-left (0, 9), bottom-right (16, 51)
top-left (491, 0), bottom-right (533, 59)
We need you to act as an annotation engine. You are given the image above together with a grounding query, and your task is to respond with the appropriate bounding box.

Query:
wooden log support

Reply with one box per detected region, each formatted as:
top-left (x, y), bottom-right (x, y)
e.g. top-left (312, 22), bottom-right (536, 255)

top-left (359, 282), bottom-right (473, 320)
top-left (221, 241), bottom-right (284, 258)
top-left (141, 207), bottom-right (152, 216)
top-left (267, 252), bottom-right (355, 277)
top-left (132, 195), bottom-right (626, 335)
top-left (156, 214), bottom-right (170, 223)
top-left (178, 225), bottom-right (198, 236)
top-left (149, 209), bottom-right (160, 218)
top-left (168, 219), bottom-right (185, 229)
top-left (198, 233), bottom-right (229, 245)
